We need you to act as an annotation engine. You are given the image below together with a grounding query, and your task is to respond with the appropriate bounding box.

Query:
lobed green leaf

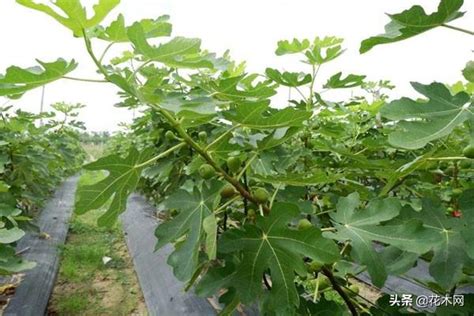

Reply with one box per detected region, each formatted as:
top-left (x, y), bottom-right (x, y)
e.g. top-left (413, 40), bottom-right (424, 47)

top-left (360, 0), bottom-right (465, 53)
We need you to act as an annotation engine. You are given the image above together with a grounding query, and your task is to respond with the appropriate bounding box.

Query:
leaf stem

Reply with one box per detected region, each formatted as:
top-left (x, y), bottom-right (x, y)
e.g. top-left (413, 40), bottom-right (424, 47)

top-left (127, 60), bottom-right (153, 83)
top-left (236, 152), bottom-right (258, 180)
top-left (63, 76), bottom-right (108, 83)
top-left (134, 142), bottom-right (186, 169)
top-left (268, 184), bottom-right (281, 209)
top-left (215, 195), bottom-right (240, 214)
top-left (441, 24), bottom-right (474, 36)
top-left (294, 86), bottom-right (306, 100)
top-left (307, 64), bottom-right (320, 110)
top-left (99, 42), bottom-right (115, 63)
top-left (204, 124), bottom-right (240, 151)
top-left (83, 30), bottom-right (113, 83)
top-left (313, 275), bottom-right (320, 302)
top-left (426, 157), bottom-right (469, 161)
top-left (320, 227), bottom-right (336, 232)
top-left (315, 209), bottom-right (334, 216)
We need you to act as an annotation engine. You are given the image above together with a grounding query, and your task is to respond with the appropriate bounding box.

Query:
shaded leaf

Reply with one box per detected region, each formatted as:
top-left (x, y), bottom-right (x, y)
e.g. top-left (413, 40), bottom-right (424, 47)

top-left (203, 214), bottom-right (217, 260)
top-left (0, 245), bottom-right (36, 273)
top-left (253, 171), bottom-right (340, 186)
top-left (459, 189), bottom-right (474, 259)
top-left (159, 91), bottom-right (222, 127)
top-left (256, 127), bottom-right (301, 151)
top-left (395, 198), bottom-right (472, 289)
top-left (380, 246), bottom-right (418, 275)
top-left (198, 203), bottom-right (339, 312)
top-left (324, 193), bottom-right (438, 287)
top-left (155, 181), bottom-right (222, 281)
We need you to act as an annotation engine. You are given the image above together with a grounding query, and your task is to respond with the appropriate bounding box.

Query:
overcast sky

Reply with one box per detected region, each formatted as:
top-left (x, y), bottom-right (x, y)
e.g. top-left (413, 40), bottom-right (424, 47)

top-left (1, 0), bottom-right (473, 131)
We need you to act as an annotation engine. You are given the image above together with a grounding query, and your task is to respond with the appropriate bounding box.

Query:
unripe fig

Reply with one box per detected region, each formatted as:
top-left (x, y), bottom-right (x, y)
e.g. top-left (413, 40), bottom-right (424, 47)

top-left (460, 159), bottom-right (472, 169)
top-left (445, 166), bottom-right (455, 176)
top-left (311, 275), bottom-right (330, 291)
top-left (297, 219), bottom-right (312, 230)
top-left (165, 130), bottom-right (175, 141)
top-left (226, 156), bottom-right (241, 173)
top-left (347, 284), bottom-right (360, 295)
top-left (247, 209), bottom-right (256, 220)
top-left (307, 261), bottom-right (323, 273)
top-left (220, 184), bottom-right (236, 198)
top-left (199, 164), bottom-right (215, 179)
top-left (253, 188), bottom-right (270, 204)
top-left (463, 145), bottom-right (474, 159)
top-left (198, 131), bottom-right (207, 142)
top-left (452, 188), bottom-right (463, 198)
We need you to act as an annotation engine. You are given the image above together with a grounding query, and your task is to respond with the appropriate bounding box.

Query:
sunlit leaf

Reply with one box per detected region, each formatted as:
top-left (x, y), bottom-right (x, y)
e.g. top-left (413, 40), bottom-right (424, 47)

top-left (223, 101), bottom-right (311, 129)
top-left (265, 68), bottom-right (311, 87)
top-left (128, 23), bottom-right (217, 69)
top-left (75, 147), bottom-right (154, 226)
top-left (381, 82), bottom-right (473, 149)
top-left (275, 38), bottom-right (310, 56)
top-left (98, 13), bottom-right (171, 42)
top-left (360, 0), bottom-right (465, 53)
top-left (0, 227), bottom-right (24, 244)
top-left (324, 72), bottom-right (366, 89)
top-left (463, 61), bottom-right (474, 83)
top-left (17, 0), bottom-right (120, 36)
top-left (0, 59), bottom-right (77, 99)
top-left (305, 36), bottom-right (344, 65)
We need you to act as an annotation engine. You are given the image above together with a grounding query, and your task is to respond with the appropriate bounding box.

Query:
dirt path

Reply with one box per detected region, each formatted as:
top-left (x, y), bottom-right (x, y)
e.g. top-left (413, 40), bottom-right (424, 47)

top-left (47, 171), bottom-right (147, 316)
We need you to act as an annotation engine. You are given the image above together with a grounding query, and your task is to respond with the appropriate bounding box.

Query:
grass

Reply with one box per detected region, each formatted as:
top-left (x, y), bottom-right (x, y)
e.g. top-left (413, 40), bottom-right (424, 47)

top-left (48, 171), bottom-right (146, 316)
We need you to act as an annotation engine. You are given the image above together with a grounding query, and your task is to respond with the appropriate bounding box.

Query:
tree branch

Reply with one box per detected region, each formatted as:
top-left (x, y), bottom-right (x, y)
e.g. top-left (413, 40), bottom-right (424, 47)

top-left (321, 267), bottom-right (358, 316)
top-left (82, 30), bottom-right (271, 214)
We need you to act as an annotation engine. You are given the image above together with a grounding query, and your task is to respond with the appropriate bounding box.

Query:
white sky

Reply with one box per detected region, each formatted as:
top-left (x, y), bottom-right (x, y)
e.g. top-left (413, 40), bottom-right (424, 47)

top-left (1, 0), bottom-right (473, 132)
